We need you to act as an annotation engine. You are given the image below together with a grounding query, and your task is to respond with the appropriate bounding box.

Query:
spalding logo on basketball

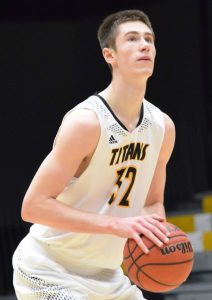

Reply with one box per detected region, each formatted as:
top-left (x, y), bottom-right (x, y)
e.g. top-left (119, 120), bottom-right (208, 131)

top-left (123, 222), bottom-right (194, 293)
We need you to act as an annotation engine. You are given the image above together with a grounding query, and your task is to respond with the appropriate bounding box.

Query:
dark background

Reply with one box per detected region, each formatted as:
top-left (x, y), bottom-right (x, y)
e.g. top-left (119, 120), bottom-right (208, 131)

top-left (0, 0), bottom-right (211, 297)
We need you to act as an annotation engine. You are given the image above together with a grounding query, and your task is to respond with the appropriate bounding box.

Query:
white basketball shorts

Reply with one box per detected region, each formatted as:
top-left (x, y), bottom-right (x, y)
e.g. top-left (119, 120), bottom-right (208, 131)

top-left (12, 235), bottom-right (146, 300)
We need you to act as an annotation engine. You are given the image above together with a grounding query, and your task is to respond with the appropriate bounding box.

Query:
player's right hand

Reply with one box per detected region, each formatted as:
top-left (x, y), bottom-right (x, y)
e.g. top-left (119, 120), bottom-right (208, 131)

top-left (111, 214), bottom-right (170, 254)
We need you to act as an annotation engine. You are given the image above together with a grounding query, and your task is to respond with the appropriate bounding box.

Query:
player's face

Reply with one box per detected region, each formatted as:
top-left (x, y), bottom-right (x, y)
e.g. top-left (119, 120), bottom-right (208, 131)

top-left (112, 21), bottom-right (156, 79)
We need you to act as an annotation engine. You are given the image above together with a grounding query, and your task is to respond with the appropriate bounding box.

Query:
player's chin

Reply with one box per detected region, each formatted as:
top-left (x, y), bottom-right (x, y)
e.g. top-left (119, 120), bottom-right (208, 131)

top-left (136, 67), bottom-right (154, 77)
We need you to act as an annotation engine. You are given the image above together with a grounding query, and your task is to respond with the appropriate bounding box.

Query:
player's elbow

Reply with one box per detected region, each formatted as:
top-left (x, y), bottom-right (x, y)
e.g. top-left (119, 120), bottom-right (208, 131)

top-left (21, 196), bottom-right (36, 223)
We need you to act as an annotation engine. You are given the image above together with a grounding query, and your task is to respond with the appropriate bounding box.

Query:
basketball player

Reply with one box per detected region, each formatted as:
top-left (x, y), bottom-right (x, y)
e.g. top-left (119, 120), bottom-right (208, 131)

top-left (13, 9), bottom-right (175, 300)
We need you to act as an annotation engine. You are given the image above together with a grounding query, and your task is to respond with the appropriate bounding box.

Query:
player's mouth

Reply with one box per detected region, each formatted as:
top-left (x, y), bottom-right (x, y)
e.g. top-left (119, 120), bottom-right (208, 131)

top-left (137, 56), bottom-right (152, 62)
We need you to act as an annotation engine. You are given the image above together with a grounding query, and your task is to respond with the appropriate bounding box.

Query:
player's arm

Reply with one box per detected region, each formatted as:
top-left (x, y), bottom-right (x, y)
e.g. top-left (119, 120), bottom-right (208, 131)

top-left (21, 109), bottom-right (114, 234)
top-left (141, 113), bottom-right (176, 217)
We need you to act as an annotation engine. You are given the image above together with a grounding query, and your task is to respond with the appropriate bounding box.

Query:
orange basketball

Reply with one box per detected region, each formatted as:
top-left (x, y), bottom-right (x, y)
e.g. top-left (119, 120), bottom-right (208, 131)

top-left (123, 222), bottom-right (194, 293)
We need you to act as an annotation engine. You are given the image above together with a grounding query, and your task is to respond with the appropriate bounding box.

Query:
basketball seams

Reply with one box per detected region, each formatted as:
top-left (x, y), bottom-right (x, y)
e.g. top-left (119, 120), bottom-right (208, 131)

top-left (135, 257), bottom-right (193, 290)
top-left (134, 254), bottom-right (193, 288)
top-left (138, 257), bottom-right (194, 270)
top-left (125, 243), bottom-right (156, 274)
top-left (124, 233), bottom-right (188, 259)
top-left (124, 233), bottom-right (190, 274)
top-left (137, 269), bottom-right (178, 289)
top-left (136, 258), bottom-right (194, 289)
top-left (125, 237), bottom-right (193, 279)
top-left (168, 234), bottom-right (188, 239)
top-left (124, 239), bottom-right (139, 259)
top-left (123, 223), bottom-right (194, 293)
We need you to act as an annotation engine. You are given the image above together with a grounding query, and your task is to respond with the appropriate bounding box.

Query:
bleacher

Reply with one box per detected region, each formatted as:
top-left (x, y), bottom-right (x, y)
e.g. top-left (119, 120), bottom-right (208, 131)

top-left (164, 193), bottom-right (212, 300)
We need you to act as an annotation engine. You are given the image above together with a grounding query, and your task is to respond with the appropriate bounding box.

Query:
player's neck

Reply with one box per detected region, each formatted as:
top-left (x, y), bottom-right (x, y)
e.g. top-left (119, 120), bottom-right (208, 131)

top-left (99, 79), bottom-right (147, 132)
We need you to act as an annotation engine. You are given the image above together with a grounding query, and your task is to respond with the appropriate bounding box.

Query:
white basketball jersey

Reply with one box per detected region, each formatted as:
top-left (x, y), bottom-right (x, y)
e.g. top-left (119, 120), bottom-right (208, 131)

top-left (27, 94), bottom-right (165, 271)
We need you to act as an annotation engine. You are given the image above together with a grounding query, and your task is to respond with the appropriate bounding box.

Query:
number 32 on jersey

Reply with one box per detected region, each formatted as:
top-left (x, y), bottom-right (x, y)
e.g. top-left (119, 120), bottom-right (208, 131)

top-left (108, 166), bottom-right (137, 207)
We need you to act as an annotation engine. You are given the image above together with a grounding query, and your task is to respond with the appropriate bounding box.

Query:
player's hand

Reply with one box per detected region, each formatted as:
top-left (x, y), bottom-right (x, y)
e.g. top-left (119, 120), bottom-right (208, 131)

top-left (112, 214), bottom-right (170, 254)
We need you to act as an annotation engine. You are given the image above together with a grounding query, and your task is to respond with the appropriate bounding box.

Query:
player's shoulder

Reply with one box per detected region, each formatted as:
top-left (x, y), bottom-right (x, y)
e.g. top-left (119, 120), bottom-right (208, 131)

top-left (162, 112), bottom-right (175, 134)
top-left (144, 99), bottom-right (175, 155)
top-left (143, 99), bottom-right (173, 132)
top-left (62, 98), bottom-right (100, 132)
top-left (54, 98), bottom-right (101, 148)
top-left (160, 112), bottom-right (176, 160)
top-left (65, 106), bottom-right (99, 125)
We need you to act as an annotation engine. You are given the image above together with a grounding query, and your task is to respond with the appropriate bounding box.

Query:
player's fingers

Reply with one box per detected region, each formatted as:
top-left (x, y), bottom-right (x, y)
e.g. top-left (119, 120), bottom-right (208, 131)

top-left (141, 220), bottom-right (170, 244)
top-left (156, 221), bottom-right (171, 236)
top-left (144, 216), bottom-right (170, 237)
top-left (133, 234), bottom-right (149, 254)
top-left (142, 215), bottom-right (170, 236)
top-left (148, 225), bottom-right (170, 244)
top-left (144, 231), bottom-right (165, 247)
top-left (151, 214), bottom-right (165, 222)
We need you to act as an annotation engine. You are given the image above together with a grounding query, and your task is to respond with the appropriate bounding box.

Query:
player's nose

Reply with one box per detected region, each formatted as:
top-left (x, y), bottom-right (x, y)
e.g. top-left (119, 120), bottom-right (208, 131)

top-left (139, 39), bottom-right (150, 52)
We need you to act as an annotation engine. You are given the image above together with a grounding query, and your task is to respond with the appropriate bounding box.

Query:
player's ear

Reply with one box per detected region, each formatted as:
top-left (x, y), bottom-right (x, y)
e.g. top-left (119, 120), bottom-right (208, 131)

top-left (102, 48), bottom-right (116, 65)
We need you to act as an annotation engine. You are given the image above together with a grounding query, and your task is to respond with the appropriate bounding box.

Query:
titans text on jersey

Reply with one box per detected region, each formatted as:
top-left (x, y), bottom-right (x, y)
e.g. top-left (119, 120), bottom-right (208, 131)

top-left (109, 142), bottom-right (149, 166)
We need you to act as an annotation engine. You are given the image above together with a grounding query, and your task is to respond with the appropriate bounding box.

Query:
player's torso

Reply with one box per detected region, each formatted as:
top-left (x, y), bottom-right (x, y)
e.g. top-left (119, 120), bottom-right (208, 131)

top-left (26, 94), bottom-right (165, 269)
top-left (55, 94), bottom-right (165, 217)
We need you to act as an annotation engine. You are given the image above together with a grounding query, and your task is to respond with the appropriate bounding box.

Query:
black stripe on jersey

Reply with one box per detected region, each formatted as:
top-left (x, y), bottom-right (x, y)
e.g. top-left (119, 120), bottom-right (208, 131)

top-left (95, 93), bottom-right (144, 132)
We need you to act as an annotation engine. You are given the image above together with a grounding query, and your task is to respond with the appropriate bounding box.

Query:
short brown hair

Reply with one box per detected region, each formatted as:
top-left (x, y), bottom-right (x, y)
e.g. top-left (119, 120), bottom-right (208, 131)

top-left (97, 9), bottom-right (154, 50)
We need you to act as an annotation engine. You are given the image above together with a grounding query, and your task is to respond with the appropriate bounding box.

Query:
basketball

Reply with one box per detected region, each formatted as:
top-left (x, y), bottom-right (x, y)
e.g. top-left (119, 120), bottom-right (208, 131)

top-left (123, 222), bottom-right (194, 293)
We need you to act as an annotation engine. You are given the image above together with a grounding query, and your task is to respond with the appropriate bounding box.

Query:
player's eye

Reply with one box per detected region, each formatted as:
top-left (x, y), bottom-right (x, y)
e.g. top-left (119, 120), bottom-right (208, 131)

top-left (145, 36), bottom-right (154, 43)
top-left (127, 36), bottom-right (138, 42)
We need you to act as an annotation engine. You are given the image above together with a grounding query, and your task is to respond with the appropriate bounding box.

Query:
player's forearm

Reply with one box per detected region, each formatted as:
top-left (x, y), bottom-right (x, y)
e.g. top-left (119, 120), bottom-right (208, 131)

top-left (141, 202), bottom-right (166, 218)
top-left (21, 197), bottom-right (116, 234)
